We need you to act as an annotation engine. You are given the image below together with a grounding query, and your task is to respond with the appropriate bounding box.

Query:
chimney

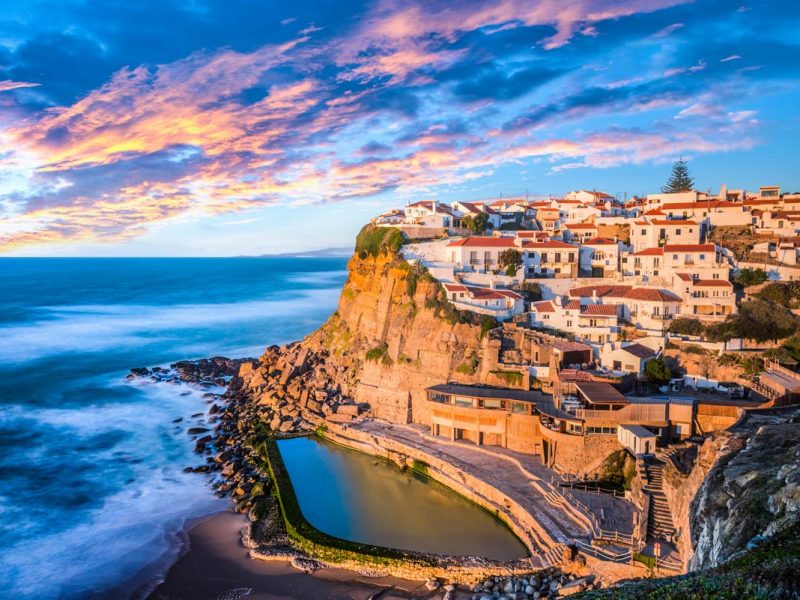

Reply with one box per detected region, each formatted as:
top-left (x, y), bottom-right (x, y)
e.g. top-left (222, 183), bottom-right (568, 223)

top-left (431, 199), bottom-right (438, 213)
top-left (489, 279), bottom-right (496, 289)
top-left (719, 183), bottom-right (728, 200)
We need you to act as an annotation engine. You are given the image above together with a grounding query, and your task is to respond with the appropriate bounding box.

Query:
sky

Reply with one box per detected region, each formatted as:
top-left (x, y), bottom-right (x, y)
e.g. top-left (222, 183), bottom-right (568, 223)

top-left (0, 0), bottom-right (798, 256)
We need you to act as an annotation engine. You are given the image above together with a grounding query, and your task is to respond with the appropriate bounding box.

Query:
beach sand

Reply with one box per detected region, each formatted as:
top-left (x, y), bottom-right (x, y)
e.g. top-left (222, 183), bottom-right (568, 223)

top-left (146, 511), bottom-right (432, 600)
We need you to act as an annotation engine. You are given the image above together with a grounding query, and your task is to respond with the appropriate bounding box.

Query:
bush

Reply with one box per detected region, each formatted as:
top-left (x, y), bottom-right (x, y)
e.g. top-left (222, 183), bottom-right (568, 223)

top-left (682, 344), bottom-right (708, 355)
top-left (463, 212), bottom-right (489, 234)
top-left (668, 317), bottom-right (704, 336)
top-left (644, 357), bottom-right (672, 384)
top-left (365, 343), bottom-right (388, 362)
top-left (734, 267), bottom-right (768, 288)
top-left (404, 262), bottom-right (427, 297)
top-left (355, 225), bottom-right (404, 259)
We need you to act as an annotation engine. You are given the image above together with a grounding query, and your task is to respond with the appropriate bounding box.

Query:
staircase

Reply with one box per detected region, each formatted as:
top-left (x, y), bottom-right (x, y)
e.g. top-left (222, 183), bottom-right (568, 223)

top-left (642, 457), bottom-right (676, 541)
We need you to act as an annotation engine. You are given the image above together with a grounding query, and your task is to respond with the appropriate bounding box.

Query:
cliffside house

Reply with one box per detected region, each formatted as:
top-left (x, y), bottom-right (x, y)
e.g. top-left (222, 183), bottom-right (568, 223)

top-left (672, 274), bottom-right (737, 318)
top-left (443, 283), bottom-right (524, 320)
top-left (403, 200), bottom-right (457, 228)
top-left (530, 298), bottom-right (620, 344)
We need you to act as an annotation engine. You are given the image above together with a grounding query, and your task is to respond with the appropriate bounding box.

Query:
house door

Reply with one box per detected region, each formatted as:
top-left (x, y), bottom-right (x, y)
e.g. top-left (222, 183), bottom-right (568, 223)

top-left (591, 266), bottom-right (604, 278)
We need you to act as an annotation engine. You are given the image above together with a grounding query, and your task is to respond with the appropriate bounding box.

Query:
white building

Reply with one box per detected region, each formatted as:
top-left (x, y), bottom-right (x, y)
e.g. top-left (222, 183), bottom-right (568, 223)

top-left (629, 218), bottom-right (701, 252)
top-left (580, 237), bottom-right (621, 278)
top-left (443, 283), bottom-right (524, 320)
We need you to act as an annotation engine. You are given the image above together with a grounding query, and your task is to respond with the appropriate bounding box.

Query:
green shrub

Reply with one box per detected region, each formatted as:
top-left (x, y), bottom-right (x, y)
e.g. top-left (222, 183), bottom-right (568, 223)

top-left (355, 225), bottom-right (404, 259)
top-left (490, 369), bottom-right (523, 386)
top-left (734, 267), bottom-right (768, 288)
top-left (480, 315), bottom-right (499, 339)
top-left (668, 317), bottom-right (704, 336)
top-left (365, 343), bottom-right (388, 362)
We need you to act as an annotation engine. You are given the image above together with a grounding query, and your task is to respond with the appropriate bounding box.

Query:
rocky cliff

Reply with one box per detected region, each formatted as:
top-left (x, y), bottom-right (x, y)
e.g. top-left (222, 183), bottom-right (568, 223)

top-left (243, 227), bottom-right (511, 426)
top-left (659, 405), bottom-right (800, 573)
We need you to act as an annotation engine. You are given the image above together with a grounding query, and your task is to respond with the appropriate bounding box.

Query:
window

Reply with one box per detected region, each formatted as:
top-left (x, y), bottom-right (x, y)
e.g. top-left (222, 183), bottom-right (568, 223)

top-left (483, 398), bottom-right (504, 409)
top-left (587, 426), bottom-right (617, 435)
top-left (541, 253), bottom-right (548, 263)
top-left (454, 396), bottom-right (474, 408)
top-left (512, 402), bottom-right (528, 414)
top-left (567, 320), bottom-right (572, 328)
top-left (676, 229), bottom-right (682, 235)
top-left (484, 251), bottom-right (492, 265)
top-left (673, 254), bottom-right (678, 260)
top-left (469, 251), bottom-right (477, 263)
top-left (555, 252), bottom-right (561, 263)
top-left (699, 254), bottom-right (705, 260)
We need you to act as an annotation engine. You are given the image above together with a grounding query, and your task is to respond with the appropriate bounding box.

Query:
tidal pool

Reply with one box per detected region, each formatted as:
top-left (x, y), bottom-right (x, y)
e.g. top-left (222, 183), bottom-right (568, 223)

top-left (277, 436), bottom-right (529, 560)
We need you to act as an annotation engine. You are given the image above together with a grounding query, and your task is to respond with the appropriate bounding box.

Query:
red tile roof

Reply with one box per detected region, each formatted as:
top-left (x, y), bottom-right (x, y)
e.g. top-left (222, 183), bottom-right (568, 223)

top-left (662, 243), bottom-right (716, 252)
top-left (565, 299), bottom-right (581, 310)
top-left (583, 237), bottom-right (616, 245)
top-left (532, 301), bottom-right (555, 313)
top-left (675, 273), bottom-right (693, 281)
top-left (580, 304), bottom-right (618, 316)
top-left (624, 288), bottom-right (682, 302)
top-left (694, 280), bottom-right (733, 287)
top-left (565, 223), bottom-right (597, 229)
top-left (649, 219), bottom-right (698, 226)
top-left (447, 236), bottom-right (527, 248)
top-left (633, 247), bottom-right (664, 256)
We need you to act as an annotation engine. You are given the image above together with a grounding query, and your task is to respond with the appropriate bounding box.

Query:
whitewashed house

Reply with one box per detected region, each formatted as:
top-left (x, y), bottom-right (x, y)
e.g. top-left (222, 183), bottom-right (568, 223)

top-left (443, 283), bottom-right (524, 320)
top-left (629, 218), bottom-right (701, 252)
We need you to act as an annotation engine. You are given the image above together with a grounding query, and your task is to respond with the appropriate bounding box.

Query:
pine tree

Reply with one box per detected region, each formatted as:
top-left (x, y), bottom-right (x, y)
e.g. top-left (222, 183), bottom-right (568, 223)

top-left (662, 158), bottom-right (694, 193)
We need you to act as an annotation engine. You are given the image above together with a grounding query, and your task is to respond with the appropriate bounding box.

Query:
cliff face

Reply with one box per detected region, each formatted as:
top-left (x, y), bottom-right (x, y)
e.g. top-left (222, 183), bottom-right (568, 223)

top-left (303, 251), bottom-right (500, 424)
top-left (660, 407), bottom-right (800, 571)
top-left (687, 408), bottom-right (800, 570)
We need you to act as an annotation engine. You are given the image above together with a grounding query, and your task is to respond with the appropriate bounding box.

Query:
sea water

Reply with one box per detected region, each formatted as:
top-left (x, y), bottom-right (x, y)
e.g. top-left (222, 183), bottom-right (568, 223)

top-left (0, 257), bottom-right (347, 599)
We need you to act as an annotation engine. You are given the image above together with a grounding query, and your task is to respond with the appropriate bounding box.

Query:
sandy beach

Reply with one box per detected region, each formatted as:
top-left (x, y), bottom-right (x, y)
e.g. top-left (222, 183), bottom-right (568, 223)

top-left (146, 511), bottom-right (432, 600)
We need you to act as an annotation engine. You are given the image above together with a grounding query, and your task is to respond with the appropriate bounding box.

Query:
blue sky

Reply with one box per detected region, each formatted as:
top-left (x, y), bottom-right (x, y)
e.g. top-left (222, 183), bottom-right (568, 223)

top-left (0, 0), bottom-right (798, 256)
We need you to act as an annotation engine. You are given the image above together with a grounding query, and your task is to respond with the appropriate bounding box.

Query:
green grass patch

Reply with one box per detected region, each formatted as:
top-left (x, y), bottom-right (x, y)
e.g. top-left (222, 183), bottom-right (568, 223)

top-left (355, 225), bottom-right (404, 259)
top-left (490, 369), bottom-right (524, 386)
top-left (365, 343), bottom-right (389, 362)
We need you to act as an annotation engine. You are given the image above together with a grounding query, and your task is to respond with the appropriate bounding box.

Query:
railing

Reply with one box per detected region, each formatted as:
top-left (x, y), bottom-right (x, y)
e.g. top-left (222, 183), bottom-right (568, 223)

top-left (549, 476), bottom-right (638, 547)
top-left (571, 403), bottom-right (669, 424)
top-left (561, 482), bottom-right (626, 498)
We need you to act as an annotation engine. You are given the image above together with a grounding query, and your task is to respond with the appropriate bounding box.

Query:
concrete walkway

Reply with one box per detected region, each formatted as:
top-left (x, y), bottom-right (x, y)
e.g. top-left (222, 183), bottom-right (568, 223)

top-left (352, 420), bottom-right (638, 550)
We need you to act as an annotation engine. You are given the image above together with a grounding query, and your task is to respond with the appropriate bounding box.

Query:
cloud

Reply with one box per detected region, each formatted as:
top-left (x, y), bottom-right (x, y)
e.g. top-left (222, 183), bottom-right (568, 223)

top-left (0, 0), bottom-right (795, 253)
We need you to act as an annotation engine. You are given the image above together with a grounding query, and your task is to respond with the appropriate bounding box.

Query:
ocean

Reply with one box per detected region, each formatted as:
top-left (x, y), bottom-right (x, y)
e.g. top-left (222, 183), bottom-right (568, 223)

top-left (0, 257), bottom-right (348, 599)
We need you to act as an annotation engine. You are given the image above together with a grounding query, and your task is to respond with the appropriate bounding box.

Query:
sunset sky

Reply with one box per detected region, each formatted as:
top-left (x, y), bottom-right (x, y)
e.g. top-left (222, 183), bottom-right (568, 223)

top-left (1, 0), bottom-right (798, 256)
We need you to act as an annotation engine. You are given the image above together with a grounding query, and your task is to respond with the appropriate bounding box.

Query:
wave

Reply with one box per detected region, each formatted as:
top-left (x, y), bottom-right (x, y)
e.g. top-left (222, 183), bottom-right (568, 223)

top-left (0, 286), bottom-right (341, 364)
top-left (0, 379), bottom-right (226, 600)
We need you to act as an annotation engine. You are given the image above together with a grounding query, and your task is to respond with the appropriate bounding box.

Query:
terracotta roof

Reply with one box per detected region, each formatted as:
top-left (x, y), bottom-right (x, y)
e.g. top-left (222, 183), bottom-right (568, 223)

top-left (661, 201), bottom-right (742, 210)
top-left (406, 201), bottom-right (455, 215)
top-left (579, 304), bottom-right (618, 316)
top-left (565, 223), bottom-right (597, 229)
top-left (532, 301), bottom-right (555, 313)
top-left (633, 247), bottom-right (664, 256)
top-left (447, 237), bottom-right (527, 248)
top-left (662, 243), bottom-right (716, 252)
top-left (624, 288), bottom-right (682, 302)
top-left (676, 273), bottom-right (693, 281)
top-left (649, 219), bottom-right (698, 226)
top-left (551, 340), bottom-right (593, 352)
top-left (564, 299), bottom-right (581, 310)
top-left (569, 285), bottom-right (632, 299)
top-left (444, 283), bottom-right (468, 293)
top-left (694, 280), bottom-right (733, 287)
top-left (643, 209), bottom-right (665, 216)
top-left (583, 237), bottom-right (616, 245)
top-left (622, 343), bottom-right (657, 359)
